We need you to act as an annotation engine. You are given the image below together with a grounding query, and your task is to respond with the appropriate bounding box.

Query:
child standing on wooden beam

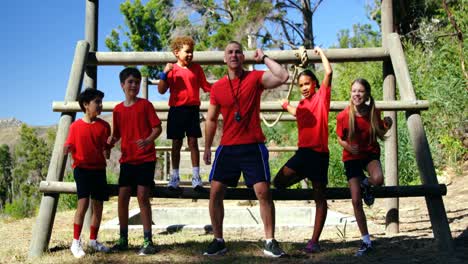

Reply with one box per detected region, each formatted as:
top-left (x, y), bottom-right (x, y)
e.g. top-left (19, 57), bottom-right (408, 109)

top-left (273, 47), bottom-right (332, 254)
top-left (336, 78), bottom-right (392, 256)
top-left (64, 88), bottom-right (112, 258)
top-left (158, 36), bottom-right (211, 192)
top-left (108, 67), bottom-right (162, 255)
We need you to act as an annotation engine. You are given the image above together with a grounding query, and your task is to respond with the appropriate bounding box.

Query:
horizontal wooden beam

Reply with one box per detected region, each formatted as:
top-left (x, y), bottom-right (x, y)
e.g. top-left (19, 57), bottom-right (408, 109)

top-left (52, 100), bottom-right (429, 113)
top-left (87, 47), bottom-right (388, 66)
top-left (39, 181), bottom-right (446, 200)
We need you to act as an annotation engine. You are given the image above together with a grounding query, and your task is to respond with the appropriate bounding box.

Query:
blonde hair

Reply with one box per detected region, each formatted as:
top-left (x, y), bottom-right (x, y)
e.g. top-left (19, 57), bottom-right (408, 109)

top-left (170, 36), bottom-right (195, 52)
top-left (347, 78), bottom-right (387, 143)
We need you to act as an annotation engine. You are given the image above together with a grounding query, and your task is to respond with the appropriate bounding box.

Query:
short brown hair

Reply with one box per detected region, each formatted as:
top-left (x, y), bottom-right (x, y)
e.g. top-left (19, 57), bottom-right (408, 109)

top-left (170, 36), bottom-right (195, 52)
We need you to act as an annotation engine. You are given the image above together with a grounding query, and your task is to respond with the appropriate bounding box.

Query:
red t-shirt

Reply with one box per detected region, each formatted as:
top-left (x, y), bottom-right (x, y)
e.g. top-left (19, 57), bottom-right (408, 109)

top-left (210, 70), bottom-right (266, 146)
top-left (64, 118), bottom-right (111, 169)
top-left (167, 63), bottom-right (211, 106)
top-left (113, 98), bottom-right (161, 164)
top-left (336, 106), bottom-right (384, 161)
top-left (296, 83), bottom-right (331, 152)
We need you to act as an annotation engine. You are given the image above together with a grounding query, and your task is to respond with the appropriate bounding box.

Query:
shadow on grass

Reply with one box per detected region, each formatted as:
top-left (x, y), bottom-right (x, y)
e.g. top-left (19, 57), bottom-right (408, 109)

top-left (46, 235), bottom-right (466, 264)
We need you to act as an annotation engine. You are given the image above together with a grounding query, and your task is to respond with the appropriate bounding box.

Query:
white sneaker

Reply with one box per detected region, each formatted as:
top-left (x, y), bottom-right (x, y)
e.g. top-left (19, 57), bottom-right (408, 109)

top-left (192, 176), bottom-right (203, 188)
top-left (168, 175), bottom-right (180, 189)
top-left (89, 239), bottom-right (110, 253)
top-left (70, 239), bottom-right (86, 258)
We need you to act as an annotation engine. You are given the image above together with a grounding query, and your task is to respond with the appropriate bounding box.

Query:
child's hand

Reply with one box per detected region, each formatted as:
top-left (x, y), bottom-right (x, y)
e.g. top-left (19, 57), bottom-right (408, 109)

top-left (164, 63), bottom-right (173, 73)
top-left (107, 136), bottom-right (115, 145)
top-left (383, 116), bottom-right (393, 129)
top-left (203, 150), bottom-right (211, 165)
top-left (136, 138), bottom-right (151, 149)
top-left (280, 98), bottom-right (288, 105)
top-left (254, 49), bottom-right (265, 63)
top-left (347, 144), bottom-right (359, 155)
top-left (313, 46), bottom-right (323, 55)
top-left (63, 145), bottom-right (72, 155)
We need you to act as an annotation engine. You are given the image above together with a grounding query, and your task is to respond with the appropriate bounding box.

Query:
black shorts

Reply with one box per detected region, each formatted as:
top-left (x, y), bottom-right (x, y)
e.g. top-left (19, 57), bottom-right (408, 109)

top-left (74, 167), bottom-right (109, 201)
top-left (283, 148), bottom-right (329, 184)
top-left (209, 143), bottom-right (271, 187)
top-left (344, 154), bottom-right (380, 181)
top-left (119, 161), bottom-right (156, 187)
top-left (167, 106), bottom-right (202, 139)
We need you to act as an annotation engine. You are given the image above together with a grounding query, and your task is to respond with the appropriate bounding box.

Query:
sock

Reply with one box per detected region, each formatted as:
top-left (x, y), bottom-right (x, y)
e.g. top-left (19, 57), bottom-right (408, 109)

top-left (90, 225), bottom-right (98, 240)
top-left (144, 230), bottom-right (152, 242)
top-left (215, 237), bottom-right (224, 242)
top-left (192, 167), bottom-right (200, 179)
top-left (362, 234), bottom-right (371, 245)
top-left (120, 228), bottom-right (128, 240)
top-left (265, 238), bottom-right (273, 244)
top-left (73, 223), bottom-right (83, 240)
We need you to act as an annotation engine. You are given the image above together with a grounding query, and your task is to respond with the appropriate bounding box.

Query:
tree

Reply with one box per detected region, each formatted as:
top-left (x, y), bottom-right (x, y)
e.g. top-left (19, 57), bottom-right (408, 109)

top-left (0, 144), bottom-right (12, 209)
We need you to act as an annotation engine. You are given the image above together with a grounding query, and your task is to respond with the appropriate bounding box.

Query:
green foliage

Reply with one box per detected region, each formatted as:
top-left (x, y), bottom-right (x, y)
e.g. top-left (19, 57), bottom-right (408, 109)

top-left (0, 144), bottom-right (13, 209)
top-left (57, 172), bottom-right (77, 211)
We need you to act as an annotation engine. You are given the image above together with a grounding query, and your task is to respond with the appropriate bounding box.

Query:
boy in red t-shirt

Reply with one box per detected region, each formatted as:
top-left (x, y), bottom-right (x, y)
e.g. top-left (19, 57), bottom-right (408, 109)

top-left (158, 36), bottom-right (211, 191)
top-left (108, 68), bottom-right (162, 255)
top-left (273, 47), bottom-right (332, 254)
top-left (336, 78), bottom-right (392, 256)
top-left (64, 88), bottom-right (111, 258)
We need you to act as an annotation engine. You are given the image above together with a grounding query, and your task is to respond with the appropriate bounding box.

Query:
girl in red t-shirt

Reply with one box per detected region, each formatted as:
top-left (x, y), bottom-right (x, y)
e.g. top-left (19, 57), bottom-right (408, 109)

top-left (273, 47), bottom-right (332, 254)
top-left (336, 78), bottom-right (392, 256)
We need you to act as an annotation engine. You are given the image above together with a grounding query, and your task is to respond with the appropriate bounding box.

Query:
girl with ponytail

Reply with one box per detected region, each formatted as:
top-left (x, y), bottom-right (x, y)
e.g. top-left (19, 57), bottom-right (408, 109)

top-left (336, 78), bottom-right (392, 256)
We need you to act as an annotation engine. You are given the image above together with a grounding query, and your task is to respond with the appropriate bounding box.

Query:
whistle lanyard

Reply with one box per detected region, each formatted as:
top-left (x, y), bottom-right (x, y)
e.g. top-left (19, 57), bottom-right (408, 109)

top-left (227, 71), bottom-right (244, 121)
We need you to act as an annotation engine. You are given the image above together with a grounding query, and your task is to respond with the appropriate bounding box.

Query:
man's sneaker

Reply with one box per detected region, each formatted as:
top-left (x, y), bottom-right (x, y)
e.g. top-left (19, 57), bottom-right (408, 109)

top-left (70, 239), bottom-right (86, 258)
top-left (167, 175), bottom-right (180, 191)
top-left (111, 237), bottom-right (128, 252)
top-left (138, 239), bottom-right (158, 255)
top-left (355, 242), bottom-right (372, 256)
top-left (361, 179), bottom-right (375, 206)
top-left (192, 176), bottom-right (203, 188)
top-left (89, 240), bottom-right (110, 253)
top-left (263, 239), bottom-right (286, 258)
top-left (303, 240), bottom-right (321, 253)
top-left (203, 239), bottom-right (227, 256)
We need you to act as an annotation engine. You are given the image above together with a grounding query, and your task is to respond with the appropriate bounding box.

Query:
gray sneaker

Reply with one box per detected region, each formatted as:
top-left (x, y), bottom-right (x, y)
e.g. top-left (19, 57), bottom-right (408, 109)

top-left (263, 239), bottom-right (286, 258)
top-left (138, 239), bottom-right (158, 255)
top-left (89, 240), bottom-right (110, 253)
top-left (203, 239), bottom-right (227, 256)
top-left (355, 242), bottom-right (372, 256)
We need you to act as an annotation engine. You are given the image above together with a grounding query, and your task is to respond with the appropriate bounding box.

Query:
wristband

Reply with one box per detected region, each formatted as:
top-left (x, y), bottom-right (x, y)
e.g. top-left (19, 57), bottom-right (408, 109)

top-left (281, 101), bottom-right (289, 110)
top-left (261, 54), bottom-right (269, 63)
top-left (159, 72), bottom-right (168, 81)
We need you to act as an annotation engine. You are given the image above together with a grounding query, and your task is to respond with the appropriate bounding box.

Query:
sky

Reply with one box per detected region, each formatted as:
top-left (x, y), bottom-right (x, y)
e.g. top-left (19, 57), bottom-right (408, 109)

top-left (1, 0), bottom-right (377, 126)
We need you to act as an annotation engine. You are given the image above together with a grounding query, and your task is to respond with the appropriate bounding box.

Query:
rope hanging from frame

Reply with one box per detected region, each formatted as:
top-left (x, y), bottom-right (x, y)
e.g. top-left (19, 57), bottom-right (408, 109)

top-left (261, 46), bottom-right (309, 127)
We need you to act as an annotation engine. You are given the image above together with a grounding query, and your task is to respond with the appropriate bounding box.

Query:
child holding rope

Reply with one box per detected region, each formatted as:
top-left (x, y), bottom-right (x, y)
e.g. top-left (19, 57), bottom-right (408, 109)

top-left (336, 78), bottom-right (392, 256)
top-left (158, 36), bottom-right (211, 191)
top-left (273, 47), bottom-right (332, 253)
top-left (64, 88), bottom-right (112, 258)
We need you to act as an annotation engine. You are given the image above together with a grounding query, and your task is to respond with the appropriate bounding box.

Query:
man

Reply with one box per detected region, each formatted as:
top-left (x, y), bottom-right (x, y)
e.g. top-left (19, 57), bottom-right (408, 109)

top-left (203, 41), bottom-right (289, 257)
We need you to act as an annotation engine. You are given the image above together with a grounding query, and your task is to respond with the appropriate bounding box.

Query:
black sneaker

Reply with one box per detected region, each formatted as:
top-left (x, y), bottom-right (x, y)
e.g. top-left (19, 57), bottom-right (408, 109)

top-left (263, 239), bottom-right (286, 258)
top-left (111, 237), bottom-right (128, 252)
top-left (355, 242), bottom-right (372, 256)
top-left (138, 239), bottom-right (158, 255)
top-left (361, 180), bottom-right (375, 206)
top-left (203, 239), bottom-right (227, 256)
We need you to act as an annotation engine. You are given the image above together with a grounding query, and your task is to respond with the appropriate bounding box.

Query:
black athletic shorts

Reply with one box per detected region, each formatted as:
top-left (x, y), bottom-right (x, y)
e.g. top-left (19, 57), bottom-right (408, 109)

top-left (344, 153), bottom-right (380, 181)
top-left (119, 161), bottom-right (156, 187)
top-left (167, 105), bottom-right (202, 139)
top-left (74, 167), bottom-right (109, 201)
top-left (283, 148), bottom-right (329, 184)
top-left (209, 143), bottom-right (271, 188)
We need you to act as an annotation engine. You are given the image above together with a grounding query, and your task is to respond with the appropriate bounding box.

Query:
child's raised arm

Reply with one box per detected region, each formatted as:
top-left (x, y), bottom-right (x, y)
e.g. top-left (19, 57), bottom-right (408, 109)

top-left (314, 47), bottom-right (333, 88)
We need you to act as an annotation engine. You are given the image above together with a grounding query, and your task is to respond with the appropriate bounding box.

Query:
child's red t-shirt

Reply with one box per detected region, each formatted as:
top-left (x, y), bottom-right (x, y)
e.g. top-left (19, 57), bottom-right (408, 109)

top-left (296, 83), bottom-right (331, 152)
top-left (336, 106), bottom-right (383, 161)
top-left (64, 118), bottom-right (111, 169)
top-left (167, 63), bottom-right (211, 107)
top-left (113, 98), bottom-right (161, 164)
top-left (210, 70), bottom-right (266, 146)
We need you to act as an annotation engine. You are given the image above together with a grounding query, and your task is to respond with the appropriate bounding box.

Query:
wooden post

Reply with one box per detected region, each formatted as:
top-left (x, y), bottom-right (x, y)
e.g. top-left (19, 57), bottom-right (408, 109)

top-left (387, 33), bottom-right (453, 251)
top-left (381, 0), bottom-right (399, 234)
top-left (142, 76), bottom-right (149, 99)
top-left (83, 0), bottom-right (98, 89)
top-left (29, 41), bottom-right (90, 257)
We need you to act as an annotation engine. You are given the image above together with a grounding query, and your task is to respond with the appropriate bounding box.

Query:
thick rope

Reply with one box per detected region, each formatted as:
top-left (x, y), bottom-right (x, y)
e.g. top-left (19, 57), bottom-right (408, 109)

top-left (261, 46), bottom-right (309, 127)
